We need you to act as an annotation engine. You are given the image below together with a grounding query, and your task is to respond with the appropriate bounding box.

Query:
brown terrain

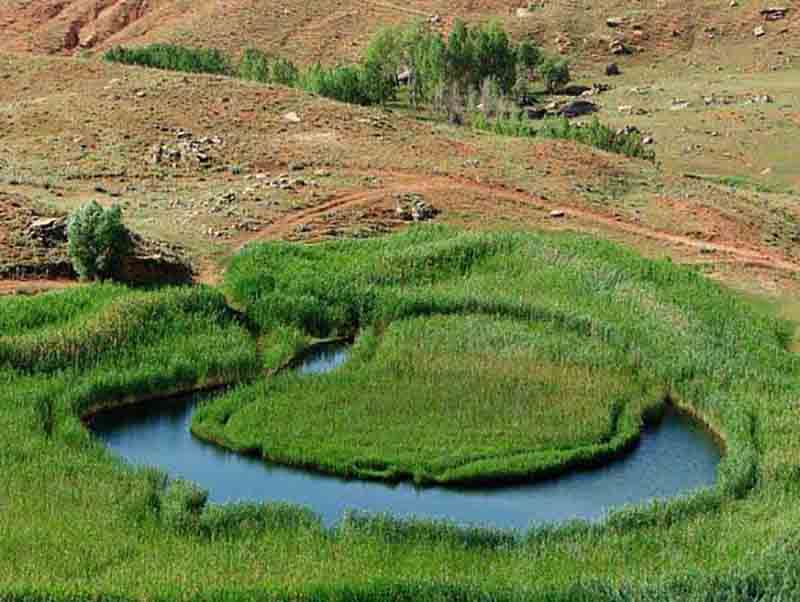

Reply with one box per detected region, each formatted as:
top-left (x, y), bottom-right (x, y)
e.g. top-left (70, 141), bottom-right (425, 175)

top-left (1, 0), bottom-right (800, 308)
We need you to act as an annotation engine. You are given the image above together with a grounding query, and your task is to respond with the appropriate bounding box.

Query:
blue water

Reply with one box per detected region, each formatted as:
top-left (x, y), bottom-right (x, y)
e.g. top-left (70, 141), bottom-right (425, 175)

top-left (91, 343), bottom-right (721, 530)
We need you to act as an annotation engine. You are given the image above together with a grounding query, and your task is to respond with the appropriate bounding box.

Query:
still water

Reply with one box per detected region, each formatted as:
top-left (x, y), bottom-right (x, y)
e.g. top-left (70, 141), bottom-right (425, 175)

top-left (92, 343), bottom-right (721, 530)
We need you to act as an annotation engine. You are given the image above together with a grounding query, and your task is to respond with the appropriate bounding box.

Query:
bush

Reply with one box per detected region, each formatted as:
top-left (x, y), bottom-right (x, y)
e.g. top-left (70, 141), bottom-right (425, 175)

top-left (104, 44), bottom-right (231, 75)
top-left (271, 57), bottom-right (299, 86)
top-left (67, 201), bottom-right (130, 281)
top-left (160, 479), bottom-right (208, 533)
top-left (300, 64), bottom-right (374, 105)
top-left (539, 57), bottom-right (571, 93)
top-left (238, 48), bottom-right (272, 82)
top-left (238, 49), bottom-right (299, 86)
top-left (473, 115), bottom-right (656, 161)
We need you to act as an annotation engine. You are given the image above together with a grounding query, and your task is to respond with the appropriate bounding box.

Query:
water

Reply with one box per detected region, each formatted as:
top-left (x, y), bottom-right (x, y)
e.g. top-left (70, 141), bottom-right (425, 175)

top-left (91, 343), bottom-right (721, 531)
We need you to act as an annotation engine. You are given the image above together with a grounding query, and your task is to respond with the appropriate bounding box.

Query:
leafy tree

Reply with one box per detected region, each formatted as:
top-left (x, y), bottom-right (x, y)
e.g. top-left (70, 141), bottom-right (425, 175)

top-left (400, 20), bottom-right (446, 106)
top-left (67, 201), bottom-right (130, 281)
top-left (539, 57), bottom-right (571, 93)
top-left (517, 40), bottom-right (543, 71)
top-left (445, 20), bottom-right (476, 94)
top-left (361, 27), bottom-right (403, 104)
top-left (472, 21), bottom-right (517, 94)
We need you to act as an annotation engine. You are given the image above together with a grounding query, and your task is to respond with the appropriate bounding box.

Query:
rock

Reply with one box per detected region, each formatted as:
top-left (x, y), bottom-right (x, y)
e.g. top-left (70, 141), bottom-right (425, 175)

top-left (606, 17), bottom-right (624, 28)
top-left (26, 217), bottom-right (68, 246)
top-left (606, 63), bottom-right (621, 76)
top-left (395, 193), bottom-right (439, 222)
top-left (397, 69), bottom-right (412, 85)
top-left (754, 25), bottom-right (766, 37)
top-left (283, 112), bottom-right (301, 123)
top-left (523, 106), bottom-right (548, 120)
top-left (761, 8), bottom-right (788, 21)
top-left (549, 210), bottom-right (566, 218)
top-left (643, 136), bottom-right (654, 145)
top-left (670, 99), bottom-right (690, 111)
top-left (558, 100), bottom-right (599, 118)
top-left (561, 84), bottom-right (592, 96)
top-left (610, 39), bottom-right (631, 55)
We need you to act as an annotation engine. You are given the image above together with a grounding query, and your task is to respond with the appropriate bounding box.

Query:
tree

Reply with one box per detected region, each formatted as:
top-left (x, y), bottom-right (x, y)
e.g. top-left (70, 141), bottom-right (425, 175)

top-left (361, 26), bottom-right (403, 104)
top-left (445, 19), bottom-right (476, 94)
top-left (67, 201), bottom-right (129, 281)
top-left (539, 57), bottom-right (571, 93)
top-left (472, 21), bottom-right (517, 95)
top-left (400, 20), bottom-right (446, 106)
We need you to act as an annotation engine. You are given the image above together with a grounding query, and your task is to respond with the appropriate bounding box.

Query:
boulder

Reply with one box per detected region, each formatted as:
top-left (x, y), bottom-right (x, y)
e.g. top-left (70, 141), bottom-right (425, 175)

top-left (558, 100), bottom-right (599, 118)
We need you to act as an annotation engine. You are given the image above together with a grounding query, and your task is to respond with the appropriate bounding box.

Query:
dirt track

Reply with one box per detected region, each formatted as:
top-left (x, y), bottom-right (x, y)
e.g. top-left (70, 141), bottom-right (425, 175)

top-left (237, 170), bottom-right (800, 276)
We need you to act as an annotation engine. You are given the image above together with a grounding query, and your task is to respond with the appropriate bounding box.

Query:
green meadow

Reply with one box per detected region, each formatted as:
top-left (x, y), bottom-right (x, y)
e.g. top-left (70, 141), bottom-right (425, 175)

top-left (2, 227), bottom-right (800, 600)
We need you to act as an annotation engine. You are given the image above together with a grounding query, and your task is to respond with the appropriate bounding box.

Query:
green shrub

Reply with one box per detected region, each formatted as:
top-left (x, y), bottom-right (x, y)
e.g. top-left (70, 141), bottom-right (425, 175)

top-left (237, 48), bottom-right (272, 82)
top-left (238, 49), bottom-right (298, 86)
top-left (271, 57), bottom-right (299, 86)
top-left (104, 44), bottom-right (231, 75)
top-left (160, 479), bottom-right (208, 533)
top-left (473, 114), bottom-right (656, 161)
top-left (67, 201), bottom-right (130, 281)
top-left (539, 57), bottom-right (571, 93)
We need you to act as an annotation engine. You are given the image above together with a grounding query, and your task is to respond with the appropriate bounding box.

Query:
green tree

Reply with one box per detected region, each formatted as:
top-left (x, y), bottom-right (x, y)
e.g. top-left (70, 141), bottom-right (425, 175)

top-left (472, 21), bottom-right (517, 94)
top-left (67, 201), bottom-right (130, 281)
top-left (400, 20), bottom-right (446, 106)
top-left (362, 26), bottom-right (403, 104)
top-left (445, 20), bottom-right (476, 93)
top-left (539, 57), bottom-right (571, 93)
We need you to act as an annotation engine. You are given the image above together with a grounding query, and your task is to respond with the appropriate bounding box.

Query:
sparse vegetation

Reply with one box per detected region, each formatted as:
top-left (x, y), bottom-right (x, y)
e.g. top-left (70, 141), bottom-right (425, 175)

top-left (473, 115), bottom-right (656, 161)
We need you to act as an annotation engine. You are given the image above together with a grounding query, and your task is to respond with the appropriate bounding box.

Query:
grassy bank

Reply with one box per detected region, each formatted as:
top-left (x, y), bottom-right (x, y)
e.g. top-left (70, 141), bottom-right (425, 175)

top-left (1, 228), bottom-right (800, 599)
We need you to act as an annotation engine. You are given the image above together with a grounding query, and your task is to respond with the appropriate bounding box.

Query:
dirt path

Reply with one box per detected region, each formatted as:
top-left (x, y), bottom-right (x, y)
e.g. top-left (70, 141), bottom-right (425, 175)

top-left (236, 170), bottom-right (800, 275)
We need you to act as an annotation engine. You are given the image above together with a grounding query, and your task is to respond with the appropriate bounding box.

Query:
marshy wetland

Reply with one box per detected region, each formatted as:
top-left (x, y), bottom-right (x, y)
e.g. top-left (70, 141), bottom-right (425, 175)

top-left (3, 226), bottom-right (800, 599)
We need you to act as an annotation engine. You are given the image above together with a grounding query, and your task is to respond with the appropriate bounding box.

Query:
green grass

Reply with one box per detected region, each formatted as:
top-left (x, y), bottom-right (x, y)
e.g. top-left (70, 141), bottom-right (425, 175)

top-left (194, 314), bottom-right (664, 485)
top-left (686, 173), bottom-right (795, 195)
top-left (2, 227), bottom-right (800, 599)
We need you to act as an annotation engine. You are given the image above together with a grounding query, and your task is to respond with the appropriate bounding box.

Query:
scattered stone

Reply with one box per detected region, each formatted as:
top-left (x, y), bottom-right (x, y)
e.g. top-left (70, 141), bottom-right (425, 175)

top-left (606, 17), bottom-right (624, 28)
top-left (395, 193), bottom-right (439, 222)
top-left (643, 136), bottom-right (655, 145)
top-left (283, 111), bottom-right (301, 123)
top-left (670, 99), bottom-right (691, 111)
top-left (754, 25), bottom-right (766, 38)
top-left (606, 63), bottom-right (621, 76)
top-left (549, 209), bottom-right (566, 218)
